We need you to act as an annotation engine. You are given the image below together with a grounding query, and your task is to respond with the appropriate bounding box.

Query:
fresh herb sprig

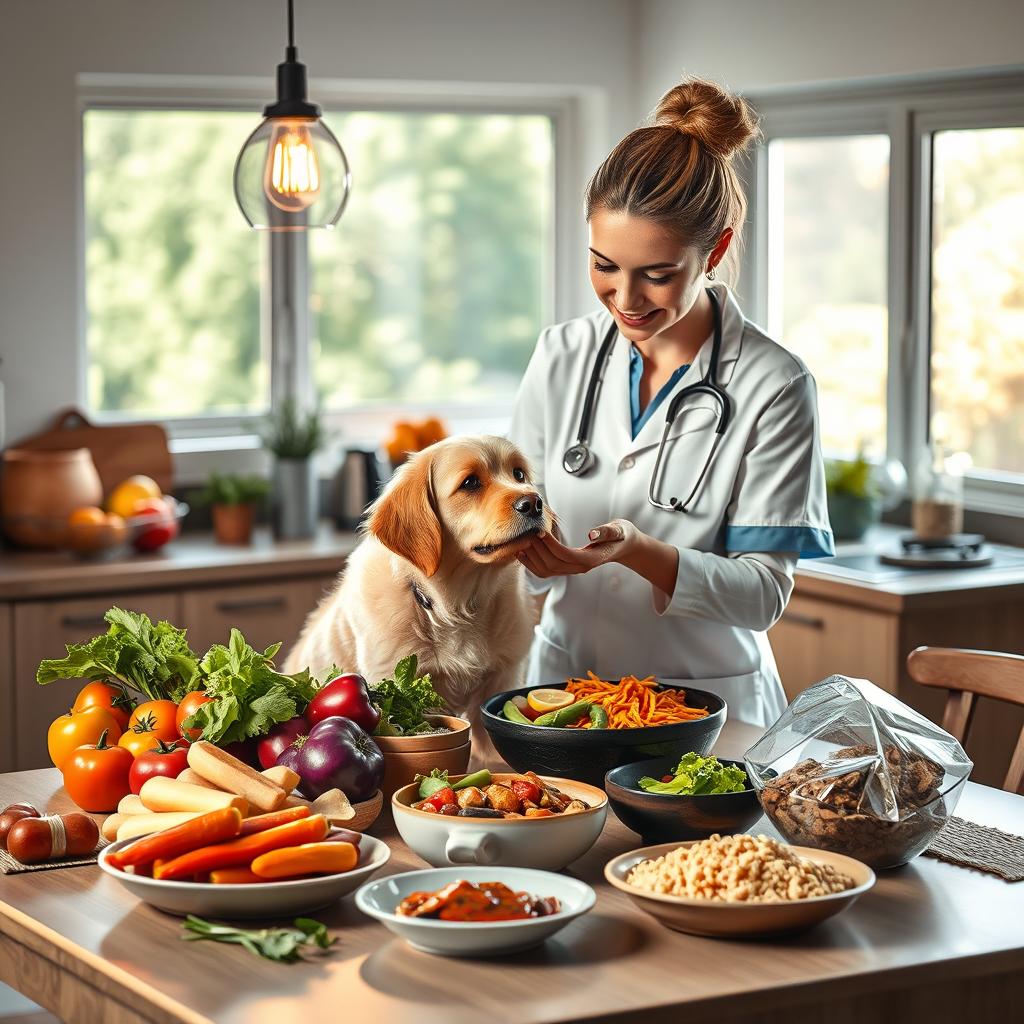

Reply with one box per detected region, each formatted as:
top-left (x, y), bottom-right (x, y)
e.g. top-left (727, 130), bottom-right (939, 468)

top-left (370, 655), bottom-right (446, 736)
top-left (181, 915), bottom-right (336, 963)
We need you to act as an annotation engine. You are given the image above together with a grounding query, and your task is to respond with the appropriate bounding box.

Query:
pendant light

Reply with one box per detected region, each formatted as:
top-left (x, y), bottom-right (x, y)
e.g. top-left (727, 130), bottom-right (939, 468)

top-left (234, 0), bottom-right (351, 230)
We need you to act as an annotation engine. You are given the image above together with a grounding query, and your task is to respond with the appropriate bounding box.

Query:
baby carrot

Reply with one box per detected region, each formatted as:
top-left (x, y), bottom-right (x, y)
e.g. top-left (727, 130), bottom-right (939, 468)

top-left (237, 804), bottom-right (310, 836)
top-left (209, 866), bottom-right (266, 884)
top-left (108, 808), bottom-right (242, 870)
top-left (154, 814), bottom-right (328, 880)
top-left (251, 841), bottom-right (358, 879)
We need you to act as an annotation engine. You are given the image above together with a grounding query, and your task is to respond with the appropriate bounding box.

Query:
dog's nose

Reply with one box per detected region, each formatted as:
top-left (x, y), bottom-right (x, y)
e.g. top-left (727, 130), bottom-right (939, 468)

top-left (513, 494), bottom-right (544, 519)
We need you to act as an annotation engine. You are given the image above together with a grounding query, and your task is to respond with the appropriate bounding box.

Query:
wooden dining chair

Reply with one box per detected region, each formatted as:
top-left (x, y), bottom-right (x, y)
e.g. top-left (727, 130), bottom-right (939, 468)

top-left (907, 646), bottom-right (1024, 794)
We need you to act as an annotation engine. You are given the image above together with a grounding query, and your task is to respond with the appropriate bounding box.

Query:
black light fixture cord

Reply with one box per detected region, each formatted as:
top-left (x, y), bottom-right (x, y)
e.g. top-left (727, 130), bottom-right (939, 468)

top-left (286, 0), bottom-right (296, 61)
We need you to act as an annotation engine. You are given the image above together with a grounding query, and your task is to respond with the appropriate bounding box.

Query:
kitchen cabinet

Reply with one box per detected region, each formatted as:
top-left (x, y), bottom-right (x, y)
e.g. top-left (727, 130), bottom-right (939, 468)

top-left (181, 577), bottom-right (334, 661)
top-left (13, 592), bottom-right (180, 770)
top-left (0, 603), bottom-right (12, 773)
top-left (0, 528), bottom-right (356, 770)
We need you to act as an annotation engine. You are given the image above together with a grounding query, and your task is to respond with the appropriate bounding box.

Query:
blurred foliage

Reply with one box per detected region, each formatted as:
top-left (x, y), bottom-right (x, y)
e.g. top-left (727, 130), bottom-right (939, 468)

top-left (825, 453), bottom-right (876, 498)
top-left (84, 110), bottom-right (266, 417)
top-left (199, 472), bottom-right (270, 507)
top-left (931, 127), bottom-right (1024, 475)
top-left (309, 111), bottom-right (552, 405)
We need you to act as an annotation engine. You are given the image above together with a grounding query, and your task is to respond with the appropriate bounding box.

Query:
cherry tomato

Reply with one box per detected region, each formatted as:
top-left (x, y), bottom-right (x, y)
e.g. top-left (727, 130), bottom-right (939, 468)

top-left (47, 706), bottom-right (122, 770)
top-left (176, 690), bottom-right (213, 741)
top-left (73, 680), bottom-right (138, 732)
top-left (62, 730), bottom-right (134, 812)
top-left (131, 498), bottom-right (179, 552)
top-left (128, 738), bottom-right (190, 794)
top-left (127, 700), bottom-right (180, 744)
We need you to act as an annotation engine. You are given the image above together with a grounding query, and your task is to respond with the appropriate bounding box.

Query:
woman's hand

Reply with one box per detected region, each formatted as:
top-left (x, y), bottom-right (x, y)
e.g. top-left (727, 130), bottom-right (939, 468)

top-left (517, 519), bottom-right (639, 578)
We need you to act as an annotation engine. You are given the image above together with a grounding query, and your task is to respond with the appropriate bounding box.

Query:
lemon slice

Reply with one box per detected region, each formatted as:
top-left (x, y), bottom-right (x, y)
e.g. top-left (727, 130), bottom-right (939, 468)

top-left (527, 688), bottom-right (574, 714)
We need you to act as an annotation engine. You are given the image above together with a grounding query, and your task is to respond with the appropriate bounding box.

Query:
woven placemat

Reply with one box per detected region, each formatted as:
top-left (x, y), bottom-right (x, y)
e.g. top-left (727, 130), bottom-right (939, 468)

top-left (0, 838), bottom-right (109, 875)
top-left (923, 816), bottom-right (1024, 881)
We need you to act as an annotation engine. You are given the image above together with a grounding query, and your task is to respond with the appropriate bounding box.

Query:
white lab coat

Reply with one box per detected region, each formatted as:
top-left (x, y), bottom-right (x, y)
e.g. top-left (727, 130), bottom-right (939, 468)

top-left (508, 283), bottom-right (833, 727)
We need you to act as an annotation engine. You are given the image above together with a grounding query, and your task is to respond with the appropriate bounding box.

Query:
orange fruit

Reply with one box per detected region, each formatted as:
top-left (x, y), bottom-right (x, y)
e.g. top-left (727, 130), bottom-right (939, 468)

top-left (527, 688), bottom-right (574, 714)
top-left (68, 506), bottom-right (106, 527)
top-left (108, 475), bottom-right (162, 518)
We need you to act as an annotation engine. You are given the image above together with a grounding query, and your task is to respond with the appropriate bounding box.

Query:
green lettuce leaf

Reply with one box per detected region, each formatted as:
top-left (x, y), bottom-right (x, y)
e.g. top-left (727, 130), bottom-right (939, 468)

top-left (369, 654), bottom-right (446, 736)
top-left (638, 753), bottom-right (748, 795)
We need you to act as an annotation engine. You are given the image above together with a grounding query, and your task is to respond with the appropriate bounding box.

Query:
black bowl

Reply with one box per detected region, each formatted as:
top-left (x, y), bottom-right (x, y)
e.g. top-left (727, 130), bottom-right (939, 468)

top-left (480, 684), bottom-right (726, 789)
top-left (604, 755), bottom-right (764, 842)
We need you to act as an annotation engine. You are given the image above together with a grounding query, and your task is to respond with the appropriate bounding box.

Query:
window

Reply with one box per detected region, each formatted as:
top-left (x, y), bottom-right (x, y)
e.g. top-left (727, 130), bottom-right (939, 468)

top-left (81, 97), bottom-right (557, 441)
top-left (930, 126), bottom-right (1024, 477)
top-left (84, 109), bottom-right (267, 420)
top-left (310, 112), bottom-right (554, 408)
top-left (749, 72), bottom-right (1024, 512)
top-left (766, 134), bottom-right (889, 457)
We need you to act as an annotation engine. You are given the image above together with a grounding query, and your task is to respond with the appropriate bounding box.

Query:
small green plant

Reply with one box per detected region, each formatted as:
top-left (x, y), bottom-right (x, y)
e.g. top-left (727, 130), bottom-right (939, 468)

top-left (200, 473), bottom-right (270, 507)
top-left (261, 399), bottom-right (325, 459)
top-left (825, 453), bottom-right (878, 499)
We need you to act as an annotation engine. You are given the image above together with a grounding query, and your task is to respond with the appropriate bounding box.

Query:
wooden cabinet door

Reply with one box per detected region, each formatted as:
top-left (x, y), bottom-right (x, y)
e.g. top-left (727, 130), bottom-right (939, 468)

top-left (0, 604), bottom-right (13, 773)
top-left (181, 577), bottom-right (334, 667)
top-left (769, 594), bottom-right (899, 702)
top-left (13, 592), bottom-right (181, 770)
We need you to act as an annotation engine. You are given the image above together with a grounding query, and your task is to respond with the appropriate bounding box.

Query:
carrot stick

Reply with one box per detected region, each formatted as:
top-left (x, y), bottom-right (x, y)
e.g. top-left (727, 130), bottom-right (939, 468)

top-left (154, 814), bottom-right (329, 880)
top-left (251, 841), bottom-right (358, 879)
top-left (237, 804), bottom-right (311, 836)
top-left (209, 866), bottom-right (267, 884)
top-left (108, 808), bottom-right (243, 870)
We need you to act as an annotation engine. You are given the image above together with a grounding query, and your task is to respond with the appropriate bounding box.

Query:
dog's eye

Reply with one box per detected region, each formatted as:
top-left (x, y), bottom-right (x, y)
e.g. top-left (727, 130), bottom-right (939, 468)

top-left (513, 468), bottom-right (526, 482)
top-left (460, 475), bottom-right (481, 491)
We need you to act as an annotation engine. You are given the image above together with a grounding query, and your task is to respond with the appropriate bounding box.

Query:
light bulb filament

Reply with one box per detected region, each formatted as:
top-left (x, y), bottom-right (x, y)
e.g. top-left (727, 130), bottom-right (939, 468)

top-left (271, 137), bottom-right (320, 196)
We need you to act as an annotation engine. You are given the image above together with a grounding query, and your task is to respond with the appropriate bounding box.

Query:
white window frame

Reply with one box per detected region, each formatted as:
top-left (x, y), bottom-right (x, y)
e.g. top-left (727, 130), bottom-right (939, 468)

top-left (77, 74), bottom-right (601, 482)
top-left (743, 68), bottom-right (1024, 517)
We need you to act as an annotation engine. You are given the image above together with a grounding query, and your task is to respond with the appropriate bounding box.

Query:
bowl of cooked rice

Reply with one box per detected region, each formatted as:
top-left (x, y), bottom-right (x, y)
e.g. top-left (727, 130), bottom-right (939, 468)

top-left (481, 677), bottom-right (726, 788)
top-left (604, 833), bottom-right (875, 938)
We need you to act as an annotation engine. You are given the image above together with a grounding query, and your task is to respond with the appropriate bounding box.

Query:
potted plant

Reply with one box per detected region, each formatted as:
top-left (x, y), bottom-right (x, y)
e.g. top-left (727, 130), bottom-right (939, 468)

top-left (825, 453), bottom-right (881, 541)
top-left (262, 400), bottom-right (326, 540)
top-left (200, 473), bottom-right (270, 545)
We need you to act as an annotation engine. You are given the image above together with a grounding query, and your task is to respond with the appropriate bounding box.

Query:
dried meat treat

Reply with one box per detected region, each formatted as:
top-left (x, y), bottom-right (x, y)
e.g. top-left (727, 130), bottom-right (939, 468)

top-left (759, 744), bottom-right (949, 868)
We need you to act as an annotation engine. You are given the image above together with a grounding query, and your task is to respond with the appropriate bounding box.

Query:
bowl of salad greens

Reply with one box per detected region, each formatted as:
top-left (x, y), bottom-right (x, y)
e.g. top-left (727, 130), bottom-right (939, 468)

top-left (604, 753), bottom-right (763, 843)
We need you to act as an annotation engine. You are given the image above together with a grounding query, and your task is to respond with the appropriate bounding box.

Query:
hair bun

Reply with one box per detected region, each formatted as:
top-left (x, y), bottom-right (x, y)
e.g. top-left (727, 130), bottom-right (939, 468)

top-left (653, 78), bottom-right (759, 160)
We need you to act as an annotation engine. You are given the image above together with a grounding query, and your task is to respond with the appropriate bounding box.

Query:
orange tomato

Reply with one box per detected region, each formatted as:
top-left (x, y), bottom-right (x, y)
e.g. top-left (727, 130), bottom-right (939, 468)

top-left (67, 506), bottom-right (106, 527)
top-left (47, 706), bottom-right (122, 770)
top-left (176, 690), bottom-right (213, 741)
top-left (62, 730), bottom-right (134, 812)
top-left (73, 681), bottom-right (138, 732)
top-left (128, 699), bottom-right (180, 743)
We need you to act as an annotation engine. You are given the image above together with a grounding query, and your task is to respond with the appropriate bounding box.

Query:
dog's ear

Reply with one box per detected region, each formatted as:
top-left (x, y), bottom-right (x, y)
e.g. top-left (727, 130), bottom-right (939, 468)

top-left (366, 450), bottom-right (442, 578)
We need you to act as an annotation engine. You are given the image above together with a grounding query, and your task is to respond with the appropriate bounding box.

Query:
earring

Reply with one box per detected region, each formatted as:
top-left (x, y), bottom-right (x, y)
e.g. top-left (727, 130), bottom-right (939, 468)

top-left (706, 266), bottom-right (716, 280)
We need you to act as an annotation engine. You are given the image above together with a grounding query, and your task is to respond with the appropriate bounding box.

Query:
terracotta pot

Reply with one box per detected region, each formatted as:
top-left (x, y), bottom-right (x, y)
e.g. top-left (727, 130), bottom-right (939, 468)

top-left (374, 714), bottom-right (472, 803)
top-left (1, 447), bottom-right (103, 548)
top-left (212, 502), bottom-right (256, 545)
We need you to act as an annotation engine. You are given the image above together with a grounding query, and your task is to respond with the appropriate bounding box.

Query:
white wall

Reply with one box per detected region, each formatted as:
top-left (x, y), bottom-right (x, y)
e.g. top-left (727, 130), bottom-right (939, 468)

top-left (0, 0), bottom-right (637, 444)
top-left (636, 0), bottom-right (1024, 109)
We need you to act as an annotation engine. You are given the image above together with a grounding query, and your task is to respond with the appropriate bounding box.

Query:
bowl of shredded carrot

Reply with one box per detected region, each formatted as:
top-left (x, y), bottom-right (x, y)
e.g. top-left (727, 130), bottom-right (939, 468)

top-left (480, 676), bottom-right (726, 789)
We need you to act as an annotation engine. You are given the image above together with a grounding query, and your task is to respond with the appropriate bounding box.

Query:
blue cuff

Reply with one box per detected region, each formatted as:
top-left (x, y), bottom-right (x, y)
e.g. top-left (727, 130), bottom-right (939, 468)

top-left (725, 525), bottom-right (835, 559)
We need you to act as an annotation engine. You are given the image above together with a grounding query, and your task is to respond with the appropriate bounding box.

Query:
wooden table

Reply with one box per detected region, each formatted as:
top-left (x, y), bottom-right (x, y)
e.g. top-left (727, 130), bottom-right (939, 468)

top-left (1, 722), bottom-right (1022, 1024)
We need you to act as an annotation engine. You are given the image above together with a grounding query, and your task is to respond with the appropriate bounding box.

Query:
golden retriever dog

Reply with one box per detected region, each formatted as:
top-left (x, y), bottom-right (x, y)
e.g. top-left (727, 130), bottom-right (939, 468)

top-left (283, 436), bottom-right (552, 761)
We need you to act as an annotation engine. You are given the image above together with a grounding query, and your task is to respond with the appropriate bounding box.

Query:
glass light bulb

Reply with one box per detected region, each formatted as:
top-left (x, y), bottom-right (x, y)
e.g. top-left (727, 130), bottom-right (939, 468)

top-left (264, 120), bottom-right (321, 212)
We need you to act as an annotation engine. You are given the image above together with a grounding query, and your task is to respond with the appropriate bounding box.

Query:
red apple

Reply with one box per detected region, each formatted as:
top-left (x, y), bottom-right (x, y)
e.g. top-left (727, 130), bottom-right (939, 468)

top-left (306, 673), bottom-right (380, 734)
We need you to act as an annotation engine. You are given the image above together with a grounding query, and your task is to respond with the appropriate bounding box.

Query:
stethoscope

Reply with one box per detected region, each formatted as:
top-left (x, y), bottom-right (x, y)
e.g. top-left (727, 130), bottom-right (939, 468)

top-left (561, 288), bottom-right (732, 512)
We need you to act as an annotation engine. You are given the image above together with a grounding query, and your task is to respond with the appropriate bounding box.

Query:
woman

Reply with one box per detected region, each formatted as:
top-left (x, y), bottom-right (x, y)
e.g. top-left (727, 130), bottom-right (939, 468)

top-left (509, 78), bottom-right (834, 727)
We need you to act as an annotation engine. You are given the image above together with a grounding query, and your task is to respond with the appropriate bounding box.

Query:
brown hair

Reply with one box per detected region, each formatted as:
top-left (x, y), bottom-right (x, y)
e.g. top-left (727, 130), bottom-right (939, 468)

top-left (585, 78), bottom-right (760, 277)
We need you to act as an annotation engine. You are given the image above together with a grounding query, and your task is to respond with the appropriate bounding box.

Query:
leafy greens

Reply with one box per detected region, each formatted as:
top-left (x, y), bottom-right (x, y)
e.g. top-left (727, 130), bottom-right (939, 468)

top-left (638, 752), bottom-right (748, 795)
top-left (181, 628), bottom-right (318, 745)
top-left (36, 607), bottom-right (199, 702)
top-left (370, 655), bottom-right (446, 736)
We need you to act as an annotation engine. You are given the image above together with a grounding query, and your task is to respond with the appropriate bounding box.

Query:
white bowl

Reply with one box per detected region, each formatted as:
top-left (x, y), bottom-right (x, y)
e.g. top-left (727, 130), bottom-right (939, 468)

top-left (354, 866), bottom-right (595, 956)
top-left (98, 833), bottom-right (391, 919)
top-left (392, 773), bottom-right (608, 870)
